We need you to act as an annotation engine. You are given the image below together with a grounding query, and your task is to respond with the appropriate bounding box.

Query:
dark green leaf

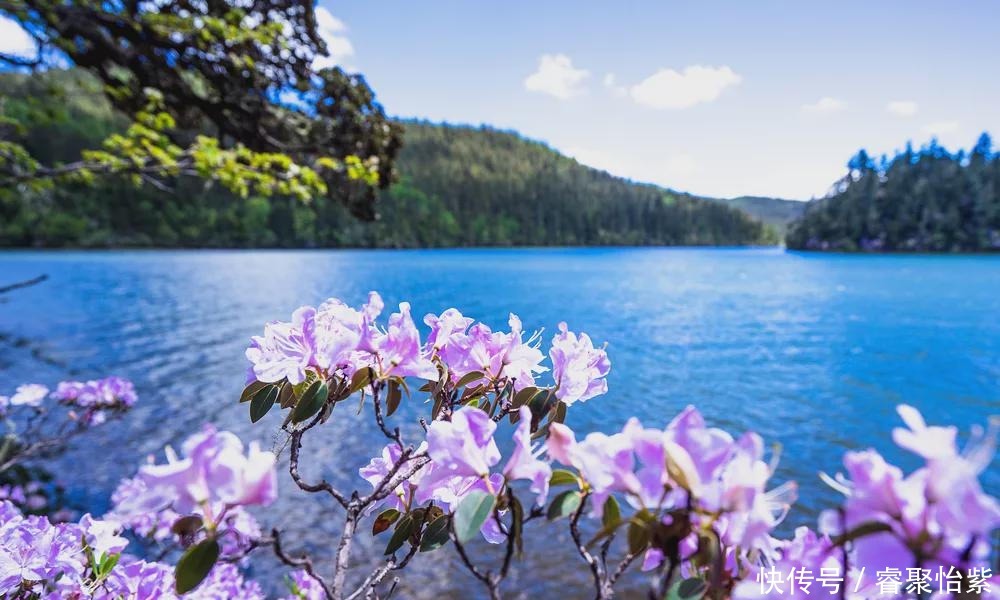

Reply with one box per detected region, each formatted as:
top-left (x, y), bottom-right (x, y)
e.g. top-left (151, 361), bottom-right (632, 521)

top-left (509, 492), bottom-right (524, 557)
top-left (549, 469), bottom-right (579, 487)
top-left (546, 489), bottom-right (582, 521)
top-left (174, 538), bottom-right (219, 594)
top-left (170, 515), bottom-right (204, 536)
top-left (627, 520), bottom-right (651, 555)
top-left (667, 577), bottom-right (708, 600)
top-left (453, 489), bottom-right (496, 544)
top-left (349, 368), bottom-right (372, 394)
top-left (512, 386), bottom-right (538, 409)
top-left (602, 496), bottom-right (622, 529)
top-left (553, 400), bottom-right (567, 423)
top-left (249, 385), bottom-right (278, 423)
top-left (418, 515), bottom-right (451, 552)
top-left (291, 370), bottom-right (319, 400)
top-left (386, 380), bottom-right (402, 417)
top-left (239, 380), bottom-right (268, 403)
top-left (291, 379), bottom-right (328, 424)
top-left (278, 381), bottom-right (295, 408)
top-left (455, 371), bottom-right (484, 389)
top-left (372, 508), bottom-right (400, 536)
top-left (384, 513), bottom-right (416, 555)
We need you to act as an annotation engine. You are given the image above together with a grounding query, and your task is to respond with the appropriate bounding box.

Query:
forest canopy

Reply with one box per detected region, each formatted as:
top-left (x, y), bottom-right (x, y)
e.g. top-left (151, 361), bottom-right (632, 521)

top-left (0, 0), bottom-right (402, 219)
top-left (786, 134), bottom-right (1000, 252)
top-left (0, 69), bottom-right (777, 248)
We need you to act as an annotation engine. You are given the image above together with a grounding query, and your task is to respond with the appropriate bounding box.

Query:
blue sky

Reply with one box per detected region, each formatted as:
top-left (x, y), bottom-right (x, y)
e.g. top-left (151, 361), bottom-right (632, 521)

top-left (318, 1), bottom-right (1000, 199)
top-left (3, 2), bottom-right (998, 199)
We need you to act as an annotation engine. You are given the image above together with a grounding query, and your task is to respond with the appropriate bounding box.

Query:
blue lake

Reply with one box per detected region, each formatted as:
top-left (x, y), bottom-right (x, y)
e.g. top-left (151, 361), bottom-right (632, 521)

top-left (0, 248), bottom-right (998, 597)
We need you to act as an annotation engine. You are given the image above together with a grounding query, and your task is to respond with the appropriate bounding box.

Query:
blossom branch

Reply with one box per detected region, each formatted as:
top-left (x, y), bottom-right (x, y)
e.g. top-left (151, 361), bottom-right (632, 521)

top-left (569, 494), bottom-right (615, 600)
top-left (286, 413), bottom-right (350, 509)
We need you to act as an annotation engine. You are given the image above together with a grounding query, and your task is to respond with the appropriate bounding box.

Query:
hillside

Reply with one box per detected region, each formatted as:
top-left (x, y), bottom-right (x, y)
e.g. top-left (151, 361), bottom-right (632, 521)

top-left (714, 196), bottom-right (805, 234)
top-left (786, 139), bottom-right (1000, 252)
top-left (0, 70), bottom-right (777, 248)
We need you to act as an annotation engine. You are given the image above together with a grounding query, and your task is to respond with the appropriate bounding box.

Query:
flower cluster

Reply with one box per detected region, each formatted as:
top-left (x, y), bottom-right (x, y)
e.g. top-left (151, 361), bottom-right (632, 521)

top-left (818, 405), bottom-right (998, 595)
top-left (245, 292), bottom-right (611, 404)
top-left (546, 405), bottom-right (796, 573)
top-left (361, 406), bottom-right (550, 542)
top-left (108, 425), bottom-right (277, 558)
top-left (0, 500), bottom-right (264, 598)
top-left (731, 405), bottom-right (1000, 599)
top-left (0, 376), bottom-right (136, 425)
top-left (0, 383), bottom-right (49, 412)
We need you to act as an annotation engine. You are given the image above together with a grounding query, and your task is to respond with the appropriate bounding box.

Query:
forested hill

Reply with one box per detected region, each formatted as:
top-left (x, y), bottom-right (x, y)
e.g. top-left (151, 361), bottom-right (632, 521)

top-left (713, 196), bottom-right (805, 234)
top-left (786, 136), bottom-right (1000, 252)
top-left (0, 70), bottom-right (776, 248)
top-left (384, 121), bottom-right (777, 246)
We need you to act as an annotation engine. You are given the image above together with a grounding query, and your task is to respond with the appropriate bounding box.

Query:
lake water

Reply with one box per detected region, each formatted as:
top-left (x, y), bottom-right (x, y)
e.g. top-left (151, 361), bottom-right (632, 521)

top-left (1, 248), bottom-right (998, 597)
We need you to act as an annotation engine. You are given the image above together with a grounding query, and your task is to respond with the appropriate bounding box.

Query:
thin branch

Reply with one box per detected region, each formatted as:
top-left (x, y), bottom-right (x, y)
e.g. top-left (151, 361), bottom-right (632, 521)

top-left (287, 426), bottom-right (349, 508)
top-left (570, 493), bottom-right (613, 600)
top-left (267, 528), bottom-right (335, 600)
top-left (0, 274), bottom-right (47, 295)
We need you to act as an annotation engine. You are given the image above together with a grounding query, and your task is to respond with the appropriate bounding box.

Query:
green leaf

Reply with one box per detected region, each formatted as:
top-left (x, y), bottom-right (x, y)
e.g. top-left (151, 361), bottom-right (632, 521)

top-left (349, 368), bottom-right (373, 394)
top-left (174, 538), bottom-right (219, 594)
top-left (278, 381), bottom-right (295, 408)
top-left (170, 515), bottom-right (205, 536)
top-left (553, 400), bottom-right (567, 423)
top-left (549, 469), bottom-right (579, 487)
top-left (291, 379), bottom-right (328, 424)
top-left (546, 489), bottom-right (582, 521)
top-left (418, 515), bottom-right (451, 552)
top-left (666, 577), bottom-right (708, 600)
top-left (249, 385), bottom-right (278, 423)
top-left (453, 489), bottom-right (496, 544)
top-left (291, 370), bottom-right (319, 400)
top-left (384, 513), bottom-right (415, 555)
top-left (602, 496), bottom-right (622, 530)
top-left (455, 371), bottom-right (484, 389)
top-left (511, 386), bottom-right (539, 409)
top-left (239, 380), bottom-right (268, 403)
top-left (386, 380), bottom-right (402, 417)
top-left (97, 552), bottom-right (120, 577)
top-left (509, 492), bottom-right (524, 557)
top-left (627, 520), bottom-right (651, 555)
top-left (372, 508), bottom-right (400, 536)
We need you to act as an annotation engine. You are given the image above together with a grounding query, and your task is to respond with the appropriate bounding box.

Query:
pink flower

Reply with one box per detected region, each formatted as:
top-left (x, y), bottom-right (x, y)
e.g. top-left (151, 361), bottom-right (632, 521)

top-left (503, 407), bottom-right (552, 505)
top-left (549, 323), bottom-right (610, 405)
top-left (360, 442), bottom-right (429, 513)
top-left (426, 407), bottom-right (500, 478)
top-left (424, 308), bottom-right (473, 351)
top-left (245, 306), bottom-right (316, 384)
top-left (377, 302), bottom-right (438, 380)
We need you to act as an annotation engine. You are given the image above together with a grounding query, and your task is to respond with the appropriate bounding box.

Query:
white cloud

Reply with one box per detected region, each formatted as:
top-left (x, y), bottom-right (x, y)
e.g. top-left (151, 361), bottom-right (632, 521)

top-left (628, 65), bottom-right (741, 110)
top-left (801, 97), bottom-right (847, 114)
top-left (524, 54), bottom-right (589, 99)
top-left (0, 16), bottom-right (35, 57)
top-left (313, 7), bottom-right (354, 69)
top-left (886, 100), bottom-right (918, 117)
top-left (602, 73), bottom-right (627, 97)
top-left (921, 120), bottom-right (959, 135)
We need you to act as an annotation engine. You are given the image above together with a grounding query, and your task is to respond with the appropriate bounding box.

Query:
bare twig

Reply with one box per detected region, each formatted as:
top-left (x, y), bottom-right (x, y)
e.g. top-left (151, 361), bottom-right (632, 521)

top-left (0, 275), bottom-right (47, 295)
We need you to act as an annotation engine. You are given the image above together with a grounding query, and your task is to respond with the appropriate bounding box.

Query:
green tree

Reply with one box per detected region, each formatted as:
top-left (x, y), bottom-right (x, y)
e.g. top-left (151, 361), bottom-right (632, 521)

top-left (0, 0), bottom-right (402, 218)
top-left (787, 134), bottom-right (1000, 252)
